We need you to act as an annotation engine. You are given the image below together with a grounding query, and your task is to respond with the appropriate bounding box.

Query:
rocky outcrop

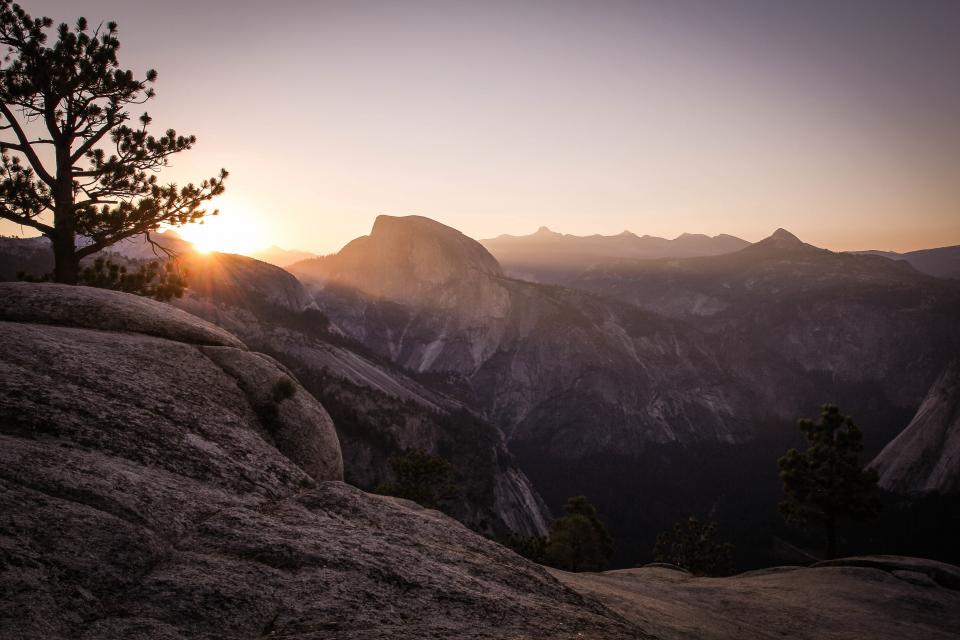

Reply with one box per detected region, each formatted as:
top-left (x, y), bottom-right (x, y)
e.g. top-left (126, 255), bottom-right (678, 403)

top-left (179, 251), bottom-right (315, 313)
top-left (165, 255), bottom-right (553, 538)
top-left (0, 283), bottom-right (635, 639)
top-left (0, 282), bottom-right (343, 485)
top-left (0, 281), bottom-right (245, 349)
top-left (293, 215), bottom-right (509, 320)
top-left (553, 556), bottom-right (960, 639)
top-left (870, 361), bottom-right (960, 494)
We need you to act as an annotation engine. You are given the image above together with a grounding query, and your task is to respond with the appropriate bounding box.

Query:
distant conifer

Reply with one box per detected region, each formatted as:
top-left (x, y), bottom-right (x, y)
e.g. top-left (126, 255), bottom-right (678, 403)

top-left (544, 495), bottom-right (613, 572)
top-left (654, 516), bottom-right (734, 576)
top-left (778, 404), bottom-right (881, 559)
top-left (376, 449), bottom-right (460, 510)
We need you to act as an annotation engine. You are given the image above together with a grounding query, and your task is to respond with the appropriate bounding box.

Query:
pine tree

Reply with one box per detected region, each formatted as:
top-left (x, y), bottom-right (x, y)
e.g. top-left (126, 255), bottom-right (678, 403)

top-left (778, 404), bottom-right (880, 559)
top-left (376, 449), bottom-right (460, 510)
top-left (544, 495), bottom-right (613, 572)
top-left (0, 2), bottom-right (226, 284)
top-left (653, 516), bottom-right (734, 576)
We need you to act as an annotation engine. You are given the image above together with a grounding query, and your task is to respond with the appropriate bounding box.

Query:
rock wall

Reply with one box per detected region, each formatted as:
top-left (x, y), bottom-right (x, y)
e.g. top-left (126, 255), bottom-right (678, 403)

top-left (871, 361), bottom-right (960, 494)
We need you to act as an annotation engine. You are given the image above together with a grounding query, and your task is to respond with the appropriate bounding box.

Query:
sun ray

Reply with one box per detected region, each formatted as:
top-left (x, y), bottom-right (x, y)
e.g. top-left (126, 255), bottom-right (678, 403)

top-left (172, 196), bottom-right (268, 255)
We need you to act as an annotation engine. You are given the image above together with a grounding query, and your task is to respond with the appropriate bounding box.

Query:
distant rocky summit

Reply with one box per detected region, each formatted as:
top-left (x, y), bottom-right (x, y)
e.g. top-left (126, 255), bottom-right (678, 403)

top-left (871, 361), bottom-right (960, 494)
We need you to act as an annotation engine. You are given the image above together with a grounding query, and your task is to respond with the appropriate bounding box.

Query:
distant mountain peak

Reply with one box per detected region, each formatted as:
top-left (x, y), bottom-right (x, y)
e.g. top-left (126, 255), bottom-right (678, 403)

top-left (769, 228), bottom-right (802, 244)
top-left (311, 215), bottom-right (506, 313)
top-left (533, 226), bottom-right (562, 237)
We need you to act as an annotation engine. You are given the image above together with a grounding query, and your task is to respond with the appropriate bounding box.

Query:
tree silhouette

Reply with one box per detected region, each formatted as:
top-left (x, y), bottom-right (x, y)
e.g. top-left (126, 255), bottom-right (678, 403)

top-left (778, 404), bottom-right (880, 559)
top-left (78, 257), bottom-right (187, 301)
top-left (654, 516), bottom-right (733, 576)
top-left (0, 1), bottom-right (226, 284)
top-left (376, 449), bottom-right (460, 510)
top-left (544, 495), bottom-right (613, 572)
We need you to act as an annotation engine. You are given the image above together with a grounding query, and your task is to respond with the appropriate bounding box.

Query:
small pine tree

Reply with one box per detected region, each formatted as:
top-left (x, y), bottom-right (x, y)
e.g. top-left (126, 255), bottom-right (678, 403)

top-left (778, 404), bottom-right (881, 559)
top-left (654, 516), bottom-right (734, 576)
top-left (544, 496), bottom-right (613, 572)
top-left (497, 533), bottom-right (547, 564)
top-left (76, 257), bottom-right (188, 301)
top-left (376, 449), bottom-right (460, 510)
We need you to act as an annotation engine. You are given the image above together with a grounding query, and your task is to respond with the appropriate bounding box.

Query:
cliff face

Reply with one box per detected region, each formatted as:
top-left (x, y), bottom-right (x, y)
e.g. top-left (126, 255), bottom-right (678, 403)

top-left (292, 215), bottom-right (514, 372)
top-left (306, 214), bottom-right (509, 316)
top-left (169, 253), bottom-right (552, 538)
top-left (0, 283), bottom-right (635, 640)
top-left (871, 361), bottom-right (960, 494)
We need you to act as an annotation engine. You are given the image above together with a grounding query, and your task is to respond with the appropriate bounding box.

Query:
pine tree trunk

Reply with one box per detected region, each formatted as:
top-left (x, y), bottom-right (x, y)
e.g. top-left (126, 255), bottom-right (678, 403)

top-left (51, 159), bottom-right (79, 284)
top-left (52, 233), bottom-right (78, 284)
top-left (51, 142), bottom-right (79, 285)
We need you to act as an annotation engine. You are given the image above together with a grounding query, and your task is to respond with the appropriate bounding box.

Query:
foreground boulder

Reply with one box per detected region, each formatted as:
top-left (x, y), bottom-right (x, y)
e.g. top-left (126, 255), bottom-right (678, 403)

top-left (554, 557), bottom-right (960, 639)
top-left (0, 283), bottom-right (637, 639)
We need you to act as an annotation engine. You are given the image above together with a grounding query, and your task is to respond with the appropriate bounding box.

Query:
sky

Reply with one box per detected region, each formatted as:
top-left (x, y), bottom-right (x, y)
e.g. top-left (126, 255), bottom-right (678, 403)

top-left (2, 0), bottom-right (959, 254)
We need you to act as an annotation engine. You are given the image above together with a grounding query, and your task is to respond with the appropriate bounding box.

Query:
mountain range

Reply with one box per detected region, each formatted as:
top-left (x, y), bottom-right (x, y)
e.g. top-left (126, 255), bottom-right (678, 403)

top-left (480, 226), bottom-right (750, 283)
top-left (2, 218), bottom-right (959, 567)
top-left (855, 246), bottom-right (960, 280)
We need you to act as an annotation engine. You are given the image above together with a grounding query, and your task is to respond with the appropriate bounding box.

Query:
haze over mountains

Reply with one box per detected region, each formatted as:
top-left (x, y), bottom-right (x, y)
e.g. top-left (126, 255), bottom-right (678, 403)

top-left (2, 217), bottom-right (959, 568)
top-left (481, 226), bottom-right (750, 283)
top-left (856, 246), bottom-right (960, 281)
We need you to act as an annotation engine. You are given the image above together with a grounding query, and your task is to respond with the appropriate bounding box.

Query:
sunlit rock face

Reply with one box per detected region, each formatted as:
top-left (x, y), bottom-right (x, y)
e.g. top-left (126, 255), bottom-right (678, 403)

top-left (325, 214), bottom-right (507, 310)
top-left (0, 283), bottom-right (636, 640)
top-left (871, 361), bottom-right (960, 495)
top-left (179, 252), bottom-right (316, 314)
top-left (292, 214), bottom-right (514, 372)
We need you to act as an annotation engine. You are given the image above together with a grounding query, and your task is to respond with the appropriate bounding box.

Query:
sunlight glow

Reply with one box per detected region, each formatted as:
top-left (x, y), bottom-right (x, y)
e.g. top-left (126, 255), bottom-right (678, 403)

top-left (173, 196), bottom-right (269, 256)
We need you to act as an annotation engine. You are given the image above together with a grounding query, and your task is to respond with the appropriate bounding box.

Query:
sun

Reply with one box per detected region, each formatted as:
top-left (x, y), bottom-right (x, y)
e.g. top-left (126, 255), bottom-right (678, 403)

top-left (173, 196), bottom-right (269, 255)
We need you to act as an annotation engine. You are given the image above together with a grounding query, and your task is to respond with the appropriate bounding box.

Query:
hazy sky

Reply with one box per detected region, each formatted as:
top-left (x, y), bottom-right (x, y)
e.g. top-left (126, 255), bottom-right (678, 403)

top-left (3, 0), bottom-right (959, 253)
